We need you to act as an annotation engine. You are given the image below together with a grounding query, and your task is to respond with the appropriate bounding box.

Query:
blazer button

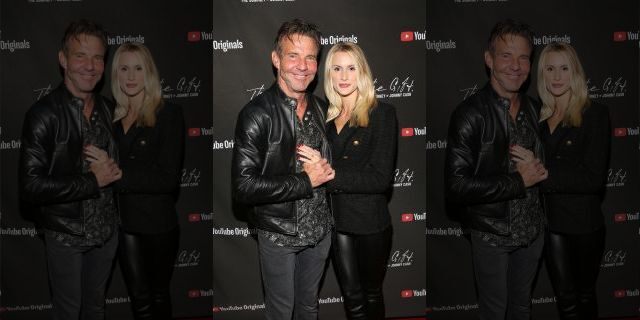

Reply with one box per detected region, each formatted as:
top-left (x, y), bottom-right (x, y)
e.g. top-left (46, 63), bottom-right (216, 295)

top-left (352, 140), bottom-right (359, 146)
top-left (139, 139), bottom-right (147, 146)
top-left (129, 155), bottom-right (136, 159)
top-left (565, 140), bottom-right (572, 146)
top-left (342, 155), bottom-right (348, 159)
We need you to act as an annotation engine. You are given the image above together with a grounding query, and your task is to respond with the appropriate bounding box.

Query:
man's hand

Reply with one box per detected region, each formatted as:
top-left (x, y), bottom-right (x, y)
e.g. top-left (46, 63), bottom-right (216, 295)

top-left (510, 145), bottom-right (547, 187)
top-left (303, 159), bottom-right (335, 187)
top-left (516, 159), bottom-right (547, 187)
top-left (84, 145), bottom-right (122, 187)
top-left (90, 159), bottom-right (122, 187)
top-left (297, 145), bottom-right (335, 187)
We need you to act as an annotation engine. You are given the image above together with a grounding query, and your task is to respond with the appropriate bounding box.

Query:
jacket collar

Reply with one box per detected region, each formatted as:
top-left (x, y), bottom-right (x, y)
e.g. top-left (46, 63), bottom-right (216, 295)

top-left (482, 82), bottom-right (522, 111)
top-left (481, 83), bottom-right (540, 130)
top-left (56, 82), bottom-right (102, 111)
top-left (270, 82), bottom-right (309, 111)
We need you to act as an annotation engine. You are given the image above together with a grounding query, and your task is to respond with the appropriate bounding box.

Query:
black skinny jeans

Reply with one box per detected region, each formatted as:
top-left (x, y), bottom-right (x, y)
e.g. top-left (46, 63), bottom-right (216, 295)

top-left (119, 227), bottom-right (180, 320)
top-left (545, 228), bottom-right (605, 320)
top-left (332, 227), bottom-right (392, 320)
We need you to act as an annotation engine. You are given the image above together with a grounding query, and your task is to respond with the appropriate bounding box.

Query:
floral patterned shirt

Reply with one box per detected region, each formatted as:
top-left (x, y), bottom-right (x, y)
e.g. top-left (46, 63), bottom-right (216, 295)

top-left (261, 105), bottom-right (332, 247)
top-left (46, 97), bottom-right (118, 246)
top-left (474, 100), bottom-right (545, 247)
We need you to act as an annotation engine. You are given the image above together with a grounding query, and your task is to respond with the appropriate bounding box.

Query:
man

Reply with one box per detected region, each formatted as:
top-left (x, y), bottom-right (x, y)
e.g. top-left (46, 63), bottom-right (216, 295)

top-left (232, 19), bottom-right (335, 320)
top-left (19, 20), bottom-right (121, 320)
top-left (445, 19), bottom-right (548, 320)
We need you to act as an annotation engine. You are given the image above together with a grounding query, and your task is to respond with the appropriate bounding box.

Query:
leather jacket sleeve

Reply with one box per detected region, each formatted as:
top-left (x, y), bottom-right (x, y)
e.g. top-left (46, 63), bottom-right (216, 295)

top-left (445, 104), bottom-right (526, 205)
top-left (327, 103), bottom-right (397, 194)
top-left (19, 105), bottom-right (100, 205)
top-left (232, 105), bottom-right (313, 205)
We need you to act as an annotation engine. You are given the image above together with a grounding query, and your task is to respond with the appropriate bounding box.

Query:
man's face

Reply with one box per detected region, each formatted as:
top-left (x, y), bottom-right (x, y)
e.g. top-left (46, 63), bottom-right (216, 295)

top-left (271, 34), bottom-right (318, 98)
top-left (58, 34), bottom-right (106, 98)
top-left (484, 35), bottom-right (531, 97)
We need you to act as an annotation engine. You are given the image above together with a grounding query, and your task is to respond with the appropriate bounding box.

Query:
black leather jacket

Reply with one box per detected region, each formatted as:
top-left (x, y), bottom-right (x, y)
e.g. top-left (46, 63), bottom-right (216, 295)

top-left (445, 84), bottom-right (543, 235)
top-left (232, 83), bottom-right (330, 235)
top-left (19, 84), bottom-right (117, 235)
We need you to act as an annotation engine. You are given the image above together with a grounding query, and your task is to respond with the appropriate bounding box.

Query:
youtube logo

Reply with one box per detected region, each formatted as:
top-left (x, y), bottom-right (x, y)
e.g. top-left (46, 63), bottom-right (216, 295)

top-left (188, 290), bottom-right (201, 298)
top-left (188, 128), bottom-right (201, 137)
top-left (401, 213), bottom-right (414, 222)
top-left (614, 128), bottom-right (627, 137)
top-left (401, 289), bottom-right (414, 298)
top-left (400, 31), bottom-right (414, 42)
top-left (188, 213), bottom-right (201, 222)
top-left (615, 213), bottom-right (627, 222)
top-left (212, 307), bottom-right (221, 313)
top-left (188, 31), bottom-right (201, 42)
top-left (613, 31), bottom-right (627, 42)
top-left (401, 128), bottom-right (414, 137)
top-left (614, 290), bottom-right (626, 298)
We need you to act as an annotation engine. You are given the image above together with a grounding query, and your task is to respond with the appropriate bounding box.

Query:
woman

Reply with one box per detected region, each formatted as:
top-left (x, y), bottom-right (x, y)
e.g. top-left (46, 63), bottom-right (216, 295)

top-left (298, 42), bottom-right (397, 320)
top-left (86, 42), bottom-right (184, 319)
top-left (512, 42), bottom-right (609, 319)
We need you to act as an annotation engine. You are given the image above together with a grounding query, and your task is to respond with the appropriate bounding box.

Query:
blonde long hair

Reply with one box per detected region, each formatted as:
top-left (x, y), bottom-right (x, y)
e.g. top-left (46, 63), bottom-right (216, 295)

top-left (537, 42), bottom-right (590, 126)
top-left (324, 42), bottom-right (377, 127)
top-left (111, 42), bottom-right (163, 126)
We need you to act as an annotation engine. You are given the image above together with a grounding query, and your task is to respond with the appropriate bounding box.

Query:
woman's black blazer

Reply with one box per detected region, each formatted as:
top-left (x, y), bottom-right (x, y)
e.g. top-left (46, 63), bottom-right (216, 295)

top-left (541, 102), bottom-right (610, 234)
top-left (115, 103), bottom-right (185, 234)
top-left (326, 102), bottom-right (398, 235)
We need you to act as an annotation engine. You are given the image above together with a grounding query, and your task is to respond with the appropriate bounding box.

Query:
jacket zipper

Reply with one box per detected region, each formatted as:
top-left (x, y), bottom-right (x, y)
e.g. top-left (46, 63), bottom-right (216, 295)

top-left (291, 101), bottom-right (299, 235)
top-left (78, 102), bottom-right (87, 236)
top-left (504, 102), bottom-right (512, 235)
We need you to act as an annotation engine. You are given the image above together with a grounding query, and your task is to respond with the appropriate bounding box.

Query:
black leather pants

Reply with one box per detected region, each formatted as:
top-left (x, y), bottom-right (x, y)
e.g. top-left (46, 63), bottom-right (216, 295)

top-left (332, 227), bottom-right (392, 320)
top-left (545, 228), bottom-right (605, 320)
top-left (119, 227), bottom-right (180, 320)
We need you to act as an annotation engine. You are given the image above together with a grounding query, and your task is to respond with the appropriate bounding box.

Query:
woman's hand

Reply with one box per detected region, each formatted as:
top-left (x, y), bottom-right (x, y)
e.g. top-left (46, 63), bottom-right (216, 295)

top-left (510, 145), bottom-right (535, 164)
top-left (84, 144), bottom-right (110, 164)
top-left (297, 144), bottom-right (322, 164)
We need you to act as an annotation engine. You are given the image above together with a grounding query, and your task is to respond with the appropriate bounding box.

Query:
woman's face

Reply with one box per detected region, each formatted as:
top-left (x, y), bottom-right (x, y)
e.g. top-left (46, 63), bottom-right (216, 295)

top-left (329, 51), bottom-right (359, 100)
top-left (543, 51), bottom-right (572, 98)
top-left (117, 51), bottom-right (145, 98)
